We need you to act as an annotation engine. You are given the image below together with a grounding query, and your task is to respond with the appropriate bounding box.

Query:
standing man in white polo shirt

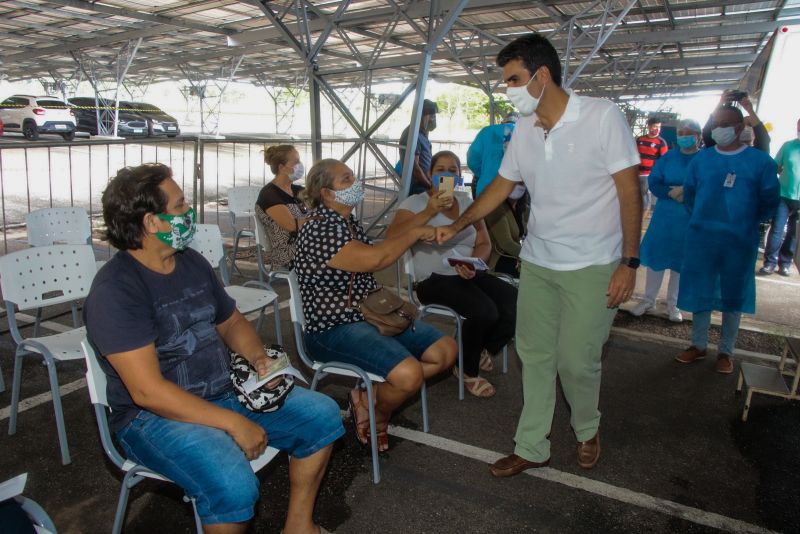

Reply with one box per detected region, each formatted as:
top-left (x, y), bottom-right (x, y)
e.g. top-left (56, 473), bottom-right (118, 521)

top-left (436, 33), bottom-right (642, 475)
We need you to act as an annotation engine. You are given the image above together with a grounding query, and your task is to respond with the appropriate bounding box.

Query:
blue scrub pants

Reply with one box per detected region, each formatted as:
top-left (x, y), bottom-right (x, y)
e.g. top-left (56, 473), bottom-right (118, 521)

top-left (691, 311), bottom-right (742, 356)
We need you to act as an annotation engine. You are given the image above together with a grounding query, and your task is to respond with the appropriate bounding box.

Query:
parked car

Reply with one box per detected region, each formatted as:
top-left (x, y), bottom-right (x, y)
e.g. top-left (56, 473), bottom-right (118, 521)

top-left (68, 97), bottom-right (148, 137)
top-left (120, 101), bottom-right (180, 137)
top-left (0, 117), bottom-right (4, 136)
top-left (0, 95), bottom-right (77, 141)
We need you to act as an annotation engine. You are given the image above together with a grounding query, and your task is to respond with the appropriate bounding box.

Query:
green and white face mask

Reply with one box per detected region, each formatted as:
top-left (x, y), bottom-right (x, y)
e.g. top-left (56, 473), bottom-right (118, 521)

top-left (155, 207), bottom-right (196, 250)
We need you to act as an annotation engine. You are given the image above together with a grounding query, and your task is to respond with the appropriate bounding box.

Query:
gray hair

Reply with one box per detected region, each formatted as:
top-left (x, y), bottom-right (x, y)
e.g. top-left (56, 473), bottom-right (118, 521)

top-left (300, 158), bottom-right (341, 209)
top-left (678, 118), bottom-right (702, 134)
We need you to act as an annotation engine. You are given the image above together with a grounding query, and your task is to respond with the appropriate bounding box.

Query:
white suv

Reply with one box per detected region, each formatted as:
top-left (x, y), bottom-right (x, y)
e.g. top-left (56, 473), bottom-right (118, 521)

top-left (0, 94), bottom-right (77, 141)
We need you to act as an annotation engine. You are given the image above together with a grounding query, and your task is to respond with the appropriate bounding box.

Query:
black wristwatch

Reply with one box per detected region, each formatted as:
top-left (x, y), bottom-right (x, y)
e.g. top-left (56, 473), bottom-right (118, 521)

top-left (620, 256), bottom-right (640, 269)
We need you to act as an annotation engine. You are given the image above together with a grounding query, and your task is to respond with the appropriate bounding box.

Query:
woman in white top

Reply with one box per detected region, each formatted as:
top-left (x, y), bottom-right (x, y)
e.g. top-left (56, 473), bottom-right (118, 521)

top-left (387, 151), bottom-right (518, 398)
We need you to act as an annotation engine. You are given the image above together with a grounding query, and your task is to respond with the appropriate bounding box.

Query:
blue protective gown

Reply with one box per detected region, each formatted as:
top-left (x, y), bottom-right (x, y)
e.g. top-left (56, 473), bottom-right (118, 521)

top-left (640, 150), bottom-right (696, 272)
top-left (677, 146), bottom-right (779, 313)
top-left (467, 123), bottom-right (515, 196)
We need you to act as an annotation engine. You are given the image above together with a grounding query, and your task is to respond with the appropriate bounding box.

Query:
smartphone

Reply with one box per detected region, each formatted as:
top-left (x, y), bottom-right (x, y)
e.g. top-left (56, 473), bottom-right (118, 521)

top-left (436, 174), bottom-right (455, 197)
top-left (447, 258), bottom-right (475, 270)
top-left (724, 89), bottom-right (748, 102)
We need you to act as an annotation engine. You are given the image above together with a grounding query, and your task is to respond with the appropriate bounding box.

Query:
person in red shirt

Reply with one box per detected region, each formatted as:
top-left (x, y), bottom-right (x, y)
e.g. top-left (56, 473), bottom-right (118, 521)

top-left (636, 117), bottom-right (669, 210)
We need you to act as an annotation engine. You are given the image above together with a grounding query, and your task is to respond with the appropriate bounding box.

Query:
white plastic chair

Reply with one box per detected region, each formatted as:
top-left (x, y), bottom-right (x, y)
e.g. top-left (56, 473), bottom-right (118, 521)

top-left (252, 208), bottom-right (284, 282)
top-left (402, 251), bottom-right (509, 401)
top-left (226, 186), bottom-right (262, 274)
top-left (0, 473), bottom-right (57, 534)
top-left (25, 207), bottom-right (102, 334)
top-left (26, 207), bottom-right (91, 247)
top-left (0, 244), bottom-right (98, 465)
top-left (279, 270), bottom-right (429, 485)
top-left (189, 224), bottom-right (282, 345)
top-left (81, 339), bottom-right (279, 534)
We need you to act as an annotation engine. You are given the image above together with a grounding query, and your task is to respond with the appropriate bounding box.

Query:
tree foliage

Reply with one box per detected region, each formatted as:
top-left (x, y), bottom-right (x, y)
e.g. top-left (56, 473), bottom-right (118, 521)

top-left (435, 85), bottom-right (515, 129)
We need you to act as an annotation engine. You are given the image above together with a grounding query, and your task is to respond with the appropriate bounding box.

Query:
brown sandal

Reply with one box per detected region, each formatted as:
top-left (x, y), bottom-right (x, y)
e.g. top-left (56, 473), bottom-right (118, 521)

top-left (375, 415), bottom-right (390, 452)
top-left (348, 388), bottom-right (370, 446)
top-left (452, 367), bottom-right (496, 398)
top-left (479, 349), bottom-right (494, 372)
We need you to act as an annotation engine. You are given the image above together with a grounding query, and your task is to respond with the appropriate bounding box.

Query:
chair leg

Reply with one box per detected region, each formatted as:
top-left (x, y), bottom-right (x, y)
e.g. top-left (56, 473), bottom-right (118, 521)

top-left (254, 306), bottom-right (265, 334)
top-left (33, 308), bottom-right (43, 338)
top-left (8, 352), bottom-right (24, 435)
top-left (502, 345), bottom-right (509, 374)
top-left (742, 388), bottom-right (753, 422)
top-left (456, 318), bottom-right (464, 401)
top-left (420, 381), bottom-right (429, 433)
top-left (273, 299), bottom-right (283, 347)
top-left (45, 356), bottom-right (71, 465)
top-left (112, 475), bottom-right (135, 534)
top-left (363, 379), bottom-right (381, 484)
top-left (190, 497), bottom-right (203, 534)
top-left (70, 301), bottom-right (80, 328)
top-left (231, 229), bottom-right (244, 277)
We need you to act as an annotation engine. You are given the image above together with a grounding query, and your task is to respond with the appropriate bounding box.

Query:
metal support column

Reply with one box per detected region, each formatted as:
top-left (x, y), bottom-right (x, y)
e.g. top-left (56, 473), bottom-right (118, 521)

top-left (309, 72), bottom-right (322, 162)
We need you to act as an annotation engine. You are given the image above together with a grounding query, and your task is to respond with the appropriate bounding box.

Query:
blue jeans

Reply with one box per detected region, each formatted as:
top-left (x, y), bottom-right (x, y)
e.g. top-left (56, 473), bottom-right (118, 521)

top-left (116, 388), bottom-right (344, 525)
top-left (305, 320), bottom-right (444, 377)
top-left (691, 310), bottom-right (742, 355)
top-left (763, 197), bottom-right (799, 269)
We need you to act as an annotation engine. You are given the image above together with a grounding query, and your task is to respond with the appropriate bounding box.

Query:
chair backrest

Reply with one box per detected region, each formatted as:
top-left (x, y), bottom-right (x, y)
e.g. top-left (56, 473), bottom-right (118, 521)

top-left (189, 224), bottom-right (224, 270)
top-left (252, 211), bottom-right (273, 256)
top-left (26, 207), bottom-right (92, 246)
top-left (283, 271), bottom-right (315, 369)
top-left (227, 186), bottom-right (261, 217)
top-left (0, 244), bottom-right (97, 312)
top-left (82, 338), bottom-right (108, 407)
top-left (402, 250), bottom-right (419, 303)
top-left (81, 338), bottom-right (126, 469)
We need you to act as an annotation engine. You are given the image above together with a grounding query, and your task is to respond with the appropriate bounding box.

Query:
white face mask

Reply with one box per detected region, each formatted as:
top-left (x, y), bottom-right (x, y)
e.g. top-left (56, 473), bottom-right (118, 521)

top-left (711, 126), bottom-right (738, 147)
top-left (290, 162), bottom-right (305, 182)
top-left (506, 69), bottom-right (545, 116)
top-left (509, 184), bottom-right (526, 200)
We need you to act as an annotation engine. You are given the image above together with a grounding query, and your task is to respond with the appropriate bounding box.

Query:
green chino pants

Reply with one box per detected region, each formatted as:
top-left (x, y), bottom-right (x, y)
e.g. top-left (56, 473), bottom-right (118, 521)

top-left (513, 260), bottom-right (618, 463)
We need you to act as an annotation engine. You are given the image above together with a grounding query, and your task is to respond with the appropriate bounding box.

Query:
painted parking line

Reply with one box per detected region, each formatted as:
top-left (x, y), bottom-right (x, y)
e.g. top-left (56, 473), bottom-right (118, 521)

top-left (0, 378), bottom-right (86, 421)
top-left (755, 276), bottom-right (800, 287)
top-left (389, 426), bottom-right (777, 534)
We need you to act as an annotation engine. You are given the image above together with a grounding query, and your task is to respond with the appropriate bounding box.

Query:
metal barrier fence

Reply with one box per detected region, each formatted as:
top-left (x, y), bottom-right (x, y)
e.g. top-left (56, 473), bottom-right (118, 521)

top-left (0, 136), bottom-right (472, 254)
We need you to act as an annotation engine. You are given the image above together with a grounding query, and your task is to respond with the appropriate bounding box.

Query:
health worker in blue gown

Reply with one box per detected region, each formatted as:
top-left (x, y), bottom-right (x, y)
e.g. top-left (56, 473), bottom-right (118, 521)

top-left (630, 119), bottom-right (703, 323)
top-left (675, 105), bottom-right (779, 374)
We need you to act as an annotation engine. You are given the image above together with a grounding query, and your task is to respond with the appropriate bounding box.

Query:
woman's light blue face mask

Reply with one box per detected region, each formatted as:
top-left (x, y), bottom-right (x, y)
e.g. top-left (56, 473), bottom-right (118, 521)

top-left (333, 179), bottom-right (364, 206)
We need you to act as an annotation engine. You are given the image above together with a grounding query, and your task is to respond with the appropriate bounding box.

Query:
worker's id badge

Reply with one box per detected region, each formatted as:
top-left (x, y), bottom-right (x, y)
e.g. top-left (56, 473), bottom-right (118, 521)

top-left (724, 172), bottom-right (736, 188)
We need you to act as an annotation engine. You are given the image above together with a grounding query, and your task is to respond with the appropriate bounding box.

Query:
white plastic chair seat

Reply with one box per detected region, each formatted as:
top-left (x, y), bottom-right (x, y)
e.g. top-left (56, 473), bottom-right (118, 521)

top-left (224, 286), bottom-right (278, 315)
top-left (20, 326), bottom-right (87, 361)
top-left (120, 446), bottom-right (279, 478)
top-left (311, 361), bottom-right (386, 383)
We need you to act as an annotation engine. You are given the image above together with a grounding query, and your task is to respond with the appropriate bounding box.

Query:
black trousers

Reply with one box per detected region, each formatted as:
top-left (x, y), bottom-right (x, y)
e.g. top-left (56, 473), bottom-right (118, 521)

top-left (415, 271), bottom-right (517, 376)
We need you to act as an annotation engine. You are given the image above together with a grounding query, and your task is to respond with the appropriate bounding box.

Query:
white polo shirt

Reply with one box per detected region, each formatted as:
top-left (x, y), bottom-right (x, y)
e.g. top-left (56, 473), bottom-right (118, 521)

top-left (498, 89), bottom-right (640, 271)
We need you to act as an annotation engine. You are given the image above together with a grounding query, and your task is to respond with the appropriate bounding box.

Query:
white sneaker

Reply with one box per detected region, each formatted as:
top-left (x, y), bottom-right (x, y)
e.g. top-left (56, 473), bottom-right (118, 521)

top-left (667, 305), bottom-right (683, 323)
top-left (628, 300), bottom-right (653, 317)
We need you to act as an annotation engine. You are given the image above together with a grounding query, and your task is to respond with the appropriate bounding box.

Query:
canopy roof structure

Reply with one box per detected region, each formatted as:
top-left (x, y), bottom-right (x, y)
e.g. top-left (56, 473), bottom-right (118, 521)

top-left (1, 0), bottom-right (798, 101)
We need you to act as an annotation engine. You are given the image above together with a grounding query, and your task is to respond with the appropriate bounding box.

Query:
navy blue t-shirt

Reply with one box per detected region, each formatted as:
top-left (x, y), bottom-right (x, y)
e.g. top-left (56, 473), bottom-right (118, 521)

top-left (83, 249), bottom-right (236, 432)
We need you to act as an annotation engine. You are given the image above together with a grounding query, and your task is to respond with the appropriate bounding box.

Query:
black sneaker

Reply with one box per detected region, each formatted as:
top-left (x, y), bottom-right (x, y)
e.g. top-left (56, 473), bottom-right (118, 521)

top-left (778, 266), bottom-right (792, 277)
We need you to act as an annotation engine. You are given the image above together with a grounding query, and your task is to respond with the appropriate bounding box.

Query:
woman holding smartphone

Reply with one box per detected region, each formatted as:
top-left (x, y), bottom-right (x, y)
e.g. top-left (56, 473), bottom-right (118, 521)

top-left (387, 150), bottom-right (518, 398)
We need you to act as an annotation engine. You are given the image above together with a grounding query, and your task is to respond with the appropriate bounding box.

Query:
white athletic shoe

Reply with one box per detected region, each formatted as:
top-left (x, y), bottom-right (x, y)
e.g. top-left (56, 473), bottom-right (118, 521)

top-left (628, 300), bottom-right (653, 317)
top-left (667, 305), bottom-right (683, 323)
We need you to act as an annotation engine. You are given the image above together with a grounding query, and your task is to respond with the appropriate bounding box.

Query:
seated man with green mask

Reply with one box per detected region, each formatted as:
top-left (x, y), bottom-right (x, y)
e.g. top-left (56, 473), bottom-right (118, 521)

top-left (83, 163), bottom-right (344, 534)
